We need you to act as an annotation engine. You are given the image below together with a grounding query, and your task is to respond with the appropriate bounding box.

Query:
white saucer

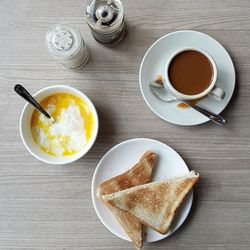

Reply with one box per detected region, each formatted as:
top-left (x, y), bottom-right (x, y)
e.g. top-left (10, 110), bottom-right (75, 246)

top-left (139, 30), bottom-right (235, 126)
top-left (91, 138), bottom-right (193, 243)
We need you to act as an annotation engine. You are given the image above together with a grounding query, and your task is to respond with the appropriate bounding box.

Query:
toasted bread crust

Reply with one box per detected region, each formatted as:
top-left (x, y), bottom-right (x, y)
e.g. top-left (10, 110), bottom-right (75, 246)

top-left (97, 151), bottom-right (156, 198)
top-left (103, 171), bottom-right (199, 234)
top-left (107, 204), bottom-right (142, 248)
top-left (97, 150), bottom-right (156, 248)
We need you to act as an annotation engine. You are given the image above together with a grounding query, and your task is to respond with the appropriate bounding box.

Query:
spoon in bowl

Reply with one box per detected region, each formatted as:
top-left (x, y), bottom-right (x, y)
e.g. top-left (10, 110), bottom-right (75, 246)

top-left (149, 81), bottom-right (226, 125)
top-left (14, 84), bottom-right (55, 123)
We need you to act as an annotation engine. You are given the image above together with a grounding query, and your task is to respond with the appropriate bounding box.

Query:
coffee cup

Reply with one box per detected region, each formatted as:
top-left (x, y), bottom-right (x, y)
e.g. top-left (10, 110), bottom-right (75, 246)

top-left (163, 48), bottom-right (225, 101)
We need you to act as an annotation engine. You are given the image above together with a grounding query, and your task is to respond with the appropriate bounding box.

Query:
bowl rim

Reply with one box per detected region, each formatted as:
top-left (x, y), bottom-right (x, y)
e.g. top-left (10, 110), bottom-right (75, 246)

top-left (19, 84), bottom-right (99, 165)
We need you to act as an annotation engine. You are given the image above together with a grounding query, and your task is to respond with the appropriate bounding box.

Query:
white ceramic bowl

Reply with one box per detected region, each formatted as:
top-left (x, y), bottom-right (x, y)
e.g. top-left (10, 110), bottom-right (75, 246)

top-left (20, 85), bottom-right (99, 165)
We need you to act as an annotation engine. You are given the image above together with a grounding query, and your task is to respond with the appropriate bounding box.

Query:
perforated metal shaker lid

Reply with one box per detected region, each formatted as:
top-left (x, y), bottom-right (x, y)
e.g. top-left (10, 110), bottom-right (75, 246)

top-left (86, 0), bottom-right (124, 34)
top-left (45, 23), bottom-right (84, 59)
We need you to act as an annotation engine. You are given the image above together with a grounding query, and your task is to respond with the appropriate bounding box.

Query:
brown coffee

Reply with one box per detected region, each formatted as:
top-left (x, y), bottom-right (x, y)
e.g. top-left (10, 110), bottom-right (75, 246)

top-left (168, 50), bottom-right (213, 95)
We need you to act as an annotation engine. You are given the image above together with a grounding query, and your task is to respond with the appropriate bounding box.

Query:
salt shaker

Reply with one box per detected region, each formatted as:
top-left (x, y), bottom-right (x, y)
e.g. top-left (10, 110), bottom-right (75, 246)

top-left (45, 23), bottom-right (89, 69)
top-left (86, 0), bottom-right (126, 46)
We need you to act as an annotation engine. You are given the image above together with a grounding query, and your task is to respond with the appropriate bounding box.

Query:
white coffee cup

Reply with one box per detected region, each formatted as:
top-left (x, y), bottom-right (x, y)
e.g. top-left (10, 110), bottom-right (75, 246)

top-left (163, 47), bottom-right (225, 101)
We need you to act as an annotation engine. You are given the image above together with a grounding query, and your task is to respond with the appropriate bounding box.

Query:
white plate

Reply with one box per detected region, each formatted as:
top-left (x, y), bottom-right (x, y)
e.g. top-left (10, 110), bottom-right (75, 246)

top-left (139, 30), bottom-right (236, 126)
top-left (91, 138), bottom-right (193, 243)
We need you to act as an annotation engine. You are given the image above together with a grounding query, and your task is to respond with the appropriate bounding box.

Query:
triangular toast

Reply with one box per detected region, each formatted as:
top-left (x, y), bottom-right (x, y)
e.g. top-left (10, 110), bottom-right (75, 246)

top-left (97, 150), bottom-right (156, 249)
top-left (102, 171), bottom-right (199, 234)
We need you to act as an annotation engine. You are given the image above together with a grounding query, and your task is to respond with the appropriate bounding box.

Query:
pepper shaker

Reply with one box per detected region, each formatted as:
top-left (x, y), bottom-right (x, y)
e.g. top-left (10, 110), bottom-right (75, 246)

top-left (86, 0), bottom-right (126, 46)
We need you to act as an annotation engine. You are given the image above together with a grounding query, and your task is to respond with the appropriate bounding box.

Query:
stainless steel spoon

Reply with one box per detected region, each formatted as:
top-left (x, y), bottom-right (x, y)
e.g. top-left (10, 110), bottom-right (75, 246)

top-left (14, 84), bottom-right (55, 123)
top-left (149, 81), bottom-right (226, 125)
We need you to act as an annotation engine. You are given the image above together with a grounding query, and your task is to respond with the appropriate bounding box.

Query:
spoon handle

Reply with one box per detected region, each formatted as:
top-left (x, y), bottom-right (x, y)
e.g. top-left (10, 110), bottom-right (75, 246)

top-left (14, 84), bottom-right (51, 119)
top-left (181, 100), bottom-right (226, 125)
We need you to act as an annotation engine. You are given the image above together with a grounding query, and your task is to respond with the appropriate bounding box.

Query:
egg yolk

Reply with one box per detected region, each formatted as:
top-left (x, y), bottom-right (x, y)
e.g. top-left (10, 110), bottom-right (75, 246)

top-left (30, 93), bottom-right (94, 156)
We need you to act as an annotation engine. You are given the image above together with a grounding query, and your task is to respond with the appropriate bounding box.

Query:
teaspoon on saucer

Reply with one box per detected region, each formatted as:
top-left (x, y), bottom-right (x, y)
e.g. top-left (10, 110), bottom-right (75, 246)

top-left (14, 84), bottom-right (55, 123)
top-left (149, 81), bottom-right (226, 126)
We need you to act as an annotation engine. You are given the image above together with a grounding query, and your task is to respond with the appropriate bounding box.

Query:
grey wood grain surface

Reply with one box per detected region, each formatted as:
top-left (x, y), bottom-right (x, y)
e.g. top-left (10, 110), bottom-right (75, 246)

top-left (0, 0), bottom-right (250, 249)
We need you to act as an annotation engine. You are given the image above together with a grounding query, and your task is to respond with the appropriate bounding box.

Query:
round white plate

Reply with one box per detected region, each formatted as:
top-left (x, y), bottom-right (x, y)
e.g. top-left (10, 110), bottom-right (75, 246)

top-left (91, 138), bottom-right (193, 243)
top-left (139, 30), bottom-right (236, 126)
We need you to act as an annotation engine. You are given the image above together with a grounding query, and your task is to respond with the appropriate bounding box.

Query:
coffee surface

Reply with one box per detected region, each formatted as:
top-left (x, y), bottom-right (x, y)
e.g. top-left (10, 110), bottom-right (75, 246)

top-left (168, 50), bottom-right (213, 95)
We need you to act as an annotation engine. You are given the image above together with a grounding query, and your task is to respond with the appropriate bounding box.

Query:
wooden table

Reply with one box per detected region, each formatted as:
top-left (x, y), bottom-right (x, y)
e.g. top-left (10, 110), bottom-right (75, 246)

top-left (1, 0), bottom-right (250, 249)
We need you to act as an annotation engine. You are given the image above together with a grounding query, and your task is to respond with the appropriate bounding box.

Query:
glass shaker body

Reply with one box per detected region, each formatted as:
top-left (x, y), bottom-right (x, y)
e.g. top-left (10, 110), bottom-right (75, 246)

top-left (45, 23), bottom-right (89, 69)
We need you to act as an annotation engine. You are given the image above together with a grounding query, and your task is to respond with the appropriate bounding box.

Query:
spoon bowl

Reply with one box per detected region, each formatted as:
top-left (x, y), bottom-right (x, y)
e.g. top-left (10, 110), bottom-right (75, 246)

top-left (149, 81), bottom-right (226, 125)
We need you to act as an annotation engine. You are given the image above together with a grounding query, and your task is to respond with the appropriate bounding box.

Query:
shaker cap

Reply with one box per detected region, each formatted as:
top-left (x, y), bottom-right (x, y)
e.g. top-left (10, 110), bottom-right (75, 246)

top-left (45, 23), bottom-right (83, 59)
top-left (86, 0), bottom-right (124, 33)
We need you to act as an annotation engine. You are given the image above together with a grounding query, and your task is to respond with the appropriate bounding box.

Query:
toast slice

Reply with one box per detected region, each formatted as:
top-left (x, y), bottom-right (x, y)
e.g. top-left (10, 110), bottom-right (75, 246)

top-left (102, 170), bottom-right (199, 234)
top-left (97, 150), bottom-right (156, 249)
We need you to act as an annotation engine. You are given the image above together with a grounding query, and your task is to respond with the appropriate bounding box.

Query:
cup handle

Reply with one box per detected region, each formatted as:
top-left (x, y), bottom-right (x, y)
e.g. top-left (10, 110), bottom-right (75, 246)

top-left (207, 86), bottom-right (225, 101)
